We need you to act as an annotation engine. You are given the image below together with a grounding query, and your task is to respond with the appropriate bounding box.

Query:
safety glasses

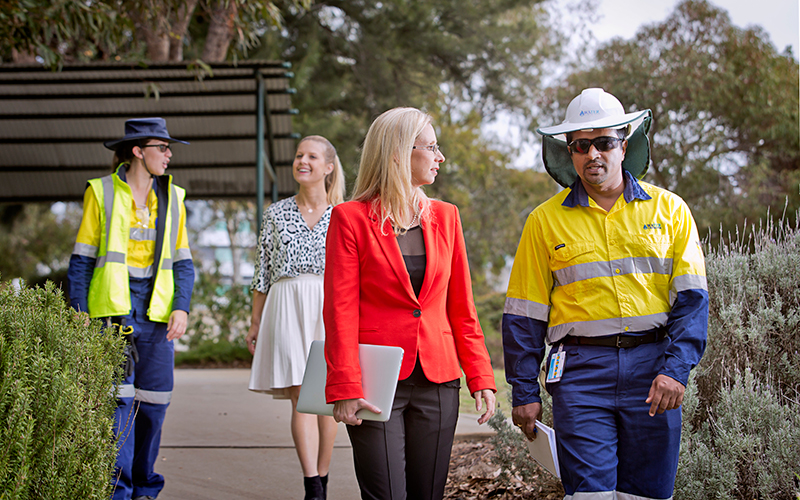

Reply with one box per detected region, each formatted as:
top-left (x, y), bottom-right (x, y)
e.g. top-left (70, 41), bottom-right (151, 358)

top-left (140, 144), bottom-right (171, 153)
top-left (568, 136), bottom-right (624, 155)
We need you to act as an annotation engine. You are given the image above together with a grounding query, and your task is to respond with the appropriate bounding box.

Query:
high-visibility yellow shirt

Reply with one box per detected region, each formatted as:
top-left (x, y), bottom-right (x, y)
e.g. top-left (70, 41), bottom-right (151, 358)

top-left (505, 174), bottom-right (707, 343)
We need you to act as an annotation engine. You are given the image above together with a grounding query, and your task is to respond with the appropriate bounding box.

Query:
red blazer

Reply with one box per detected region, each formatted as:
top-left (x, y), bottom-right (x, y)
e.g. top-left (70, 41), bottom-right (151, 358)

top-left (323, 199), bottom-right (496, 403)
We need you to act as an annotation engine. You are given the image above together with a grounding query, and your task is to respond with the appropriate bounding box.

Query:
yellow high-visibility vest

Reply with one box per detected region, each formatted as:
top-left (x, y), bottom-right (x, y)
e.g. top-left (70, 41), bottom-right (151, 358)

top-left (86, 166), bottom-right (186, 323)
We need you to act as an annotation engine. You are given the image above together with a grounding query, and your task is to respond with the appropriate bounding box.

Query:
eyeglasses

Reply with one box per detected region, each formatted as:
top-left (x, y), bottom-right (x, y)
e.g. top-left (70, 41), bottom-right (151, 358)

top-left (140, 144), bottom-right (171, 153)
top-left (568, 136), bottom-right (624, 155)
top-left (412, 144), bottom-right (443, 155)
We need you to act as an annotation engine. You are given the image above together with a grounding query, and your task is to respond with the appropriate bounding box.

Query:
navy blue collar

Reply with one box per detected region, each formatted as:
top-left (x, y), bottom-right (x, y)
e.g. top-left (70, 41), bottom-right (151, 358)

top-left (562, 170), bottom-right (651, 208)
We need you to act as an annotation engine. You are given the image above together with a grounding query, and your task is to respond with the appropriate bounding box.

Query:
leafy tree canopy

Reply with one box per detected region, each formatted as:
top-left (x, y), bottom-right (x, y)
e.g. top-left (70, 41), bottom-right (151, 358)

top-left (539, 0), bottom-right (800, 238)
top-left (249, 0), bottom-right (562, 177)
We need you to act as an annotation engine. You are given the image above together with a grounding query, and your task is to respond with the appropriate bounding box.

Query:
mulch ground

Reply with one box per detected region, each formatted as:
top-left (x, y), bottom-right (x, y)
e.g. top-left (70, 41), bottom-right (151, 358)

top-left (445, 439), bottom-right (564, 500)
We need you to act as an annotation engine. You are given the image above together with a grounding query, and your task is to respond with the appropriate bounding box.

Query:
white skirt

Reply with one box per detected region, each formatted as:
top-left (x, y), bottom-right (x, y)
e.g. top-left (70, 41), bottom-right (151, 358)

top-left (248, 274), bottom-right (325, 399)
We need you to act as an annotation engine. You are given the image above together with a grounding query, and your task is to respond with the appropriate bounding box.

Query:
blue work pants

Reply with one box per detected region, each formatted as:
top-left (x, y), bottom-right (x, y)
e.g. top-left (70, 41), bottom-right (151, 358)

top-left (111, 278), bottom-right (174, 500)
top-left (546, 338), bottom-right (681, 500)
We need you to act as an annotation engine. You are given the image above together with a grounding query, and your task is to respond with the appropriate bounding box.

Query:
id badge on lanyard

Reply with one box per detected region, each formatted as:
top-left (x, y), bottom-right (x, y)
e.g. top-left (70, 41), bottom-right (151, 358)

top-left (546, 344), bottom-right (565, 383)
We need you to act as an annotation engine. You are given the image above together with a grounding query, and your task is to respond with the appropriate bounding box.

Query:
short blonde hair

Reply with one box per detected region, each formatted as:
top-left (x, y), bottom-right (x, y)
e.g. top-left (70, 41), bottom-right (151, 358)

top-left (351, 107), bottom-right (432, 234)
top-left (298, 135), bottom-right (345, 206)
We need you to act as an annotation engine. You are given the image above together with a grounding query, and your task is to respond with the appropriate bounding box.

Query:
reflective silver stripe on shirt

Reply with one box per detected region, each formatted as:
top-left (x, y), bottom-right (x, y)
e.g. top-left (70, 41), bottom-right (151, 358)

top-left (160, 258), bottom-right (173, 270)
top-left (553, 256), bottom-right (673, 287)
top-left (504, 297), bottom-right (550, 322)
top-left (128, 266), bottom-right (154, 279)
top-left (672, 273), bottom-right (707, 292)
top-left (95, 251), bottom-right (126, 268)
top-left (114, 383), bottom-right (136, 399)
top-left (129, 227), bottom-right (157, 241)
top-left (546, 312), bottom-right (669, 344)
top-left (135, 389), bottom-right (172, 405)
top-left (72, 242), bottom-right (98, 258)
top-left (174, 247), bottom-right (192, 262)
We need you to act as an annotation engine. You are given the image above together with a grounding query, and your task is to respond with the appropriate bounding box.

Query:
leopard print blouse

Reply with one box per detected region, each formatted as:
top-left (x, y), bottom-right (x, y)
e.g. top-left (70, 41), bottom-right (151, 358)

top-left (250, 196), bottom-right (332, 295)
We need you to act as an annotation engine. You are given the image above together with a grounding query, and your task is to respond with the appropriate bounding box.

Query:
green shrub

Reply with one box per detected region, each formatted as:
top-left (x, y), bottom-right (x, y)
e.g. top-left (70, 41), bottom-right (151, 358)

top-left (183, 267), bottom-right (251, 351)
top-left (677, 369), bottom-right (800, 499)
top-left (699, 215), bottom-right (800, 415)
top-left (674, 213), bottom-right (800, 499)
top-left (0, 280), bottom-right (124, 499)
top-left (174, 337), bottom-right (251, 367)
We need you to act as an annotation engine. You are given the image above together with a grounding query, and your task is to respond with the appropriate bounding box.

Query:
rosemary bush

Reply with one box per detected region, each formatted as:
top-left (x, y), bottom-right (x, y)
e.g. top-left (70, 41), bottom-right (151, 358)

top-left (0, 280), bottom-right (124, 499)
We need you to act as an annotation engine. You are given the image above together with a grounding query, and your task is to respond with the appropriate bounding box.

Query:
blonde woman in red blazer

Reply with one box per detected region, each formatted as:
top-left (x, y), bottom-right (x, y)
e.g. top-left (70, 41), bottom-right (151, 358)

top-left (323, 107), bottom-right (496, 500)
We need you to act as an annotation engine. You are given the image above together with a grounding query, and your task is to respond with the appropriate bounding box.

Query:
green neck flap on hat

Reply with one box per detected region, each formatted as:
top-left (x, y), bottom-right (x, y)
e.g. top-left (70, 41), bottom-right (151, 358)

top-left (542, 113), bottom-right (652, 188)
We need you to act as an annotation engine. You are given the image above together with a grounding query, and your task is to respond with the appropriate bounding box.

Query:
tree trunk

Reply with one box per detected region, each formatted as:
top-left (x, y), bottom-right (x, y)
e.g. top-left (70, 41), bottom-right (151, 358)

top-left (169, 0), bottom-right (200, 61)
top-left (202, 1), bottom-right (238, 62)
top-left (130, 3), bottom-right (171, 62)
top-left (11, 48), bottom-right (37, 64)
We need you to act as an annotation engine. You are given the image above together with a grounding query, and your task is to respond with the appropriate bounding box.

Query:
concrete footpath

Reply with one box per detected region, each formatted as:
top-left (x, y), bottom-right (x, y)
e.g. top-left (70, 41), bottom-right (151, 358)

top-left (156, 369), bottom-right (495, 500)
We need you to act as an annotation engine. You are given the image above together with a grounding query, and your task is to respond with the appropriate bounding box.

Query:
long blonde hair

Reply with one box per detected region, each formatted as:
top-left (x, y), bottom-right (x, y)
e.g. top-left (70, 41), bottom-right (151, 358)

top-left (298, 135), bottom-right (346, 206)
top-left (351, 107), bottom-right (432, 235)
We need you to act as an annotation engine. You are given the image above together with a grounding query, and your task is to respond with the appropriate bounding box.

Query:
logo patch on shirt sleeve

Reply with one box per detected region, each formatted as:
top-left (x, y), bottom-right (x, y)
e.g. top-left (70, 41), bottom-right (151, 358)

top-left (555, 243), bottom-right (565, 250)
top-left (643, 223), bottom-right (663, 230)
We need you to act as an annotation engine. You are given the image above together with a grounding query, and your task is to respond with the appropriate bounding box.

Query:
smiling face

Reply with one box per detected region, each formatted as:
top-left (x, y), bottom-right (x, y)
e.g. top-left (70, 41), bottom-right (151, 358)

top-left (569, 128), bottom-right (627, 191)
top-left (410, 123), bottom-right (445, 188)
top-left (136, 139), bottom-right (172, 175)
top-left (293, 139), bottom-right (334, 187)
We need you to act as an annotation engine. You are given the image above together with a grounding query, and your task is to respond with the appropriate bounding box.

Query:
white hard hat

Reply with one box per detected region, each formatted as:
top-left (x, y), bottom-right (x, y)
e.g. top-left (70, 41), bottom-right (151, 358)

top-left (537, 88), bottom-right (648, 136)
top-left (535, 88), bottom-right (653, 188)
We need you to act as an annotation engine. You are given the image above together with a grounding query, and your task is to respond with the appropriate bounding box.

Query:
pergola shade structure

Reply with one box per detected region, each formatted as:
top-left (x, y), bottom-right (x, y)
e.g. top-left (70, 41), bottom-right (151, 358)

top-left (0, 61), bottom-right (299, 222)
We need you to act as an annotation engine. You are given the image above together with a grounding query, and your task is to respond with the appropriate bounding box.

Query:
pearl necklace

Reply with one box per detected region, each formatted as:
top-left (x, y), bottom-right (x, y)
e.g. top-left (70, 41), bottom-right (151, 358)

top-left (389, 207), bottom-right (420, 229)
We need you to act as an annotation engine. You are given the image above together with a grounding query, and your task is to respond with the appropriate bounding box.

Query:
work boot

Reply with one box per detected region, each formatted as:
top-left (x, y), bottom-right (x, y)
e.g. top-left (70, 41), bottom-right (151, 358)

top-left (303, 475), bottom-right (324, 500)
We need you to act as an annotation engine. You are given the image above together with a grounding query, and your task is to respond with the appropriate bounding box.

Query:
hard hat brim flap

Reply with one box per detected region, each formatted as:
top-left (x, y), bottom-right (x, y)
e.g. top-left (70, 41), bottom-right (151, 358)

top-left (541, 111), bottom-right (652, 188)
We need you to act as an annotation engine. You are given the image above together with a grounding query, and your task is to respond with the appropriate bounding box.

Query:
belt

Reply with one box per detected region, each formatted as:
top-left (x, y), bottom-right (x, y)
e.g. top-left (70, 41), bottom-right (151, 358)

top-left (558, 328), bottom-right (668, 349)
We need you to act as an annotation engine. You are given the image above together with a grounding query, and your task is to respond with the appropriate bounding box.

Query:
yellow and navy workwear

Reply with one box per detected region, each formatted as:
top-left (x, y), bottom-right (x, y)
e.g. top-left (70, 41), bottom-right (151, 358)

top-left (502, 171), bottom-right (708, 500)
top-left (67, 165), bottom-right (194, 500)
top-left (69, 165), bottom-right (193, 320)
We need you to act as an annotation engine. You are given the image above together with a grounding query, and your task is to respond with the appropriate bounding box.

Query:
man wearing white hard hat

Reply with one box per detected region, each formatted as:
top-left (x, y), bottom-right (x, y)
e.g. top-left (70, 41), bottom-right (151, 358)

top-left (502, 88), bottom-right (708, 499)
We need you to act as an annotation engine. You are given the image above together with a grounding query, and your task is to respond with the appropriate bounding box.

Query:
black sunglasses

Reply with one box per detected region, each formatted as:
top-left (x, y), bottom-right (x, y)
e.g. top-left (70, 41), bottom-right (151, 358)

top-left (568, 136), bottom-right (624, 155)
top-left (140, 144), bottom-right (171, 153)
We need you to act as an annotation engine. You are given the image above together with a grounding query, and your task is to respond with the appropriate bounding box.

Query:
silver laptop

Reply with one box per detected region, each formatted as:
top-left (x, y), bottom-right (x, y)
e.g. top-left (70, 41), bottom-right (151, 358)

top-left (297, 340), bottom-right (404, 422)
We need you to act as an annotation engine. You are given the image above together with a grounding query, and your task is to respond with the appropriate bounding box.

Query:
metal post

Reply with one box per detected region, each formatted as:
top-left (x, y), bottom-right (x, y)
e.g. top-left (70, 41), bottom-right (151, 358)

top-left (263, 76), bottom-right (278, 204)
top-left (256, 72), bottom-right (266, 237)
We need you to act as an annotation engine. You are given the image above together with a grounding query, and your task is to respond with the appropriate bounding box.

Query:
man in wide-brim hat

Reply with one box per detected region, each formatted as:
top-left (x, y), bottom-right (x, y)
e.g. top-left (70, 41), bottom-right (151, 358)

top-left (501, 88), bottom-right (709, 499)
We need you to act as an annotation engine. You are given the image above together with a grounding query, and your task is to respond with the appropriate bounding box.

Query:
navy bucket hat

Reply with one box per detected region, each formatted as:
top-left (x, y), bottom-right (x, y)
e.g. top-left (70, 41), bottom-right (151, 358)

top-left (104, 117), bottom-right (189, 150)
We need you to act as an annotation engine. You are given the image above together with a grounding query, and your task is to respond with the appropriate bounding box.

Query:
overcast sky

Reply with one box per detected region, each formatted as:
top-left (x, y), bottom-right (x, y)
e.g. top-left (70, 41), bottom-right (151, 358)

top-left (592, 0), bottom-right (798, 54)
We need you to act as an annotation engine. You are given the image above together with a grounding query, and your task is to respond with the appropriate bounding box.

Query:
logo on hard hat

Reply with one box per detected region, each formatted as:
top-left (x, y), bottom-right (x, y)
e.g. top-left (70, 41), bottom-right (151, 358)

top-left (579, 110), bottom-right (600, 117)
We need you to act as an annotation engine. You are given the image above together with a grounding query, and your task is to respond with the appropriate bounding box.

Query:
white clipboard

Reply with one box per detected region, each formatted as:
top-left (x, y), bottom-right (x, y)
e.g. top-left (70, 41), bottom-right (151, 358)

top-left (525, 420), bottom-right (561, 478)
top-left (297, 340), bottom-right (404, 422)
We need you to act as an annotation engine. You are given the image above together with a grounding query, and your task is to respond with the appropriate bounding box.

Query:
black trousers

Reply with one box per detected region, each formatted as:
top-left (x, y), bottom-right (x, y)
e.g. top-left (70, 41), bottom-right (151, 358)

top-left (346, 382), bottom-right (460, 500)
